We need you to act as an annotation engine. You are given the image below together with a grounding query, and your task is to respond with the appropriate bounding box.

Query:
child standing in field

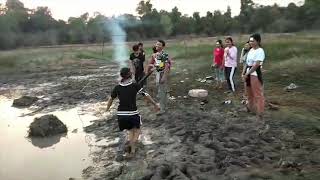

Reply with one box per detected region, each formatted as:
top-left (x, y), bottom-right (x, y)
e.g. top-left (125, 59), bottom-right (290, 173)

top-left (106, 67), bottom-right (160, 159)
top-left (212, 40), bottom-right (225, 89)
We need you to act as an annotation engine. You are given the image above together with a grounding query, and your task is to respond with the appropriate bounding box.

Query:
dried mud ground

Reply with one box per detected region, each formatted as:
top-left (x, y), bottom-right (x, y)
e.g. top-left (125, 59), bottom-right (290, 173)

top-left (82, 68), bottom-right (319, 179)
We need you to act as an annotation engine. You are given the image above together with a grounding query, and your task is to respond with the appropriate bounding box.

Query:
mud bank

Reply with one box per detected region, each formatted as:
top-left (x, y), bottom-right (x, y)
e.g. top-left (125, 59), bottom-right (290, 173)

top-left (83, 104), bottom-right (320, 180)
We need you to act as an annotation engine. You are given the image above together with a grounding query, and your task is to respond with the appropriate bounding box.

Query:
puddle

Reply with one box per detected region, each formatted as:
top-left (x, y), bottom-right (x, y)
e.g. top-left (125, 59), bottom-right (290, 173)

top-left (0, 96), bottom-right (99, 180)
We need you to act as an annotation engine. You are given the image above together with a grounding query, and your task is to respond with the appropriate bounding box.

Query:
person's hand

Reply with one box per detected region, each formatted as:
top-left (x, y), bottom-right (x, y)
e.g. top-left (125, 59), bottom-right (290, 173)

top-left (242, 74), bottom-right (248, 82)
top-left (154, 103), bottom-right (160, 112)
top-left (220, 65), bottom-right (224, 70)
top-left (225, 47), bottom-right (229, 54)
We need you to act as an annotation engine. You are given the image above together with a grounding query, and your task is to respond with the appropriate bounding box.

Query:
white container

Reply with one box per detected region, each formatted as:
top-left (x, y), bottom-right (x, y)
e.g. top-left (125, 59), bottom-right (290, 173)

top-left (188, 89), bottom-right (208, 98)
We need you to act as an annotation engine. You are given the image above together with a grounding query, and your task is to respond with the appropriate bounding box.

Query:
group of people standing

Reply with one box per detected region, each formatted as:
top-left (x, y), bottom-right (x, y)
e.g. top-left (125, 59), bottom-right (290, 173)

top-left (106, 40), bottom-right (171, 158)
top-left (212, 33), bottom-right (266, 124)
top-left (105, 34), bottom-right (266, 159)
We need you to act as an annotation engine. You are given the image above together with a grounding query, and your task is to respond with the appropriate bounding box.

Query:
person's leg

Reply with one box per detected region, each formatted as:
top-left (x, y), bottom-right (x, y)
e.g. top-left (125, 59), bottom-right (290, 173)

top-left (128, 129), bottom-right (135, 155)
top-left (250, 76), bottom-right (265, 121)
top-left (215, 67), bottom-right (220, 86)
top-left (219, 68), bottom-right (225, 88)
top-left (229, 67), bottom-right (236, 92)
top-left (225, 67), bottom-right (232, 91)
top-left (246, 82), bottom-right (255, 113)
top-left (159, 82), bottom-right (168, 112)
top-left (131, 128), bottom-right (141, 154)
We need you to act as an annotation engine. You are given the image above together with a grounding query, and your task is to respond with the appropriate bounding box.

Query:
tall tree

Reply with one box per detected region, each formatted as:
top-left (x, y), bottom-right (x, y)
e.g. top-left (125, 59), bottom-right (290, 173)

top-left (136, 0), bottom-right (152, 16)
top-left (239, 0), bottom-right (254, 32)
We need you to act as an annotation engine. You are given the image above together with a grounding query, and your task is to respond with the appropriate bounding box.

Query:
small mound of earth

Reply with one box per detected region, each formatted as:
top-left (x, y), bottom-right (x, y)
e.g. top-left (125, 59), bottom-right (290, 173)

top-left (29, 114), bottom-right (67, 137)
top-left (12, 96), bottom-right (38, 107)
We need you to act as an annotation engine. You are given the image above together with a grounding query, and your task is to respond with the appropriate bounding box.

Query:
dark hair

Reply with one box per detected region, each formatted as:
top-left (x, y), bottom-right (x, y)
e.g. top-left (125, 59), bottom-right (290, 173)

top-left (138, 42), bottom-right (143, 47)
top-left (132, 44), bottom-right (139, 51)
top-left (225, 37), bottom-right (234, 46)
top-left (216, 39), bottom-right (223, 48)
top-left (250, 33), bottom-right (262, 46)
top-left (152, 46), bottom-right (157, 53)
top-left (120, 67), bottom-right (131, 79)
top-left (243, 41), bottom-right (251, 54)
top-left (158, 39), bottom-right (166, 47)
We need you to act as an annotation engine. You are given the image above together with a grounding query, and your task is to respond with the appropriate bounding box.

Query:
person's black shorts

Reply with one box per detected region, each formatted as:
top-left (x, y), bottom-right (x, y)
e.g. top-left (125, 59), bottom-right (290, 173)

top-left (117, 114), bottom-right (141, 131)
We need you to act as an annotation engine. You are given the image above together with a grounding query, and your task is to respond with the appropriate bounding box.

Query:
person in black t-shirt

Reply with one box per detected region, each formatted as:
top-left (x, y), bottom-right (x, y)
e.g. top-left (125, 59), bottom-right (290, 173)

top-left (106, 67), bottom-right (159, 158)
top-left (130, 44), bottom-right (146, 85)
top-left (138, 42), bottom-right (145, 56)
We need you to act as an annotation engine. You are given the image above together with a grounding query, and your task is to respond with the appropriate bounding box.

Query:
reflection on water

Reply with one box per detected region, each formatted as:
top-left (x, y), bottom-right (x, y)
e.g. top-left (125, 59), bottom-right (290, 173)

top-left (29, 134), bottom-right (66, 149)
top-left (0, 95), bottom-right (99, 180)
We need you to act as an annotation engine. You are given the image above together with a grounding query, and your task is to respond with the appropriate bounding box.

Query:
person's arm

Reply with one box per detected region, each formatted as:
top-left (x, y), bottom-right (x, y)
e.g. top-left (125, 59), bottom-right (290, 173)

top-left (129, 59), bottom-right (136, 75)
top-left (144, 94), bottom-right (160, 111)
top-left (241, 64), bottom-right (248, 81)
top-left (243, 61), bottom-right (261, 81)
top-left (146, 54), bottom-right (155, 74)
top-left (160, 57), bottom-right (171, 83)
top-left (106, 96), bottom-right (115, 111)
top-left (137, 87), bottom-right (160, 111)
top-left (106, 86), bottom-right (118, 111)
top-left (142, 54), bottom-right (146, 73)
top-left (246, 61), bottom-right (261, 75)
top-left (221, 53), bottom-right (226, 69)
top-left (212, 50), bottom-right (215, 67)
top-left (227, 47), bottom-right (237, 60)
top-left (239, 48), bottom-right (244, 63)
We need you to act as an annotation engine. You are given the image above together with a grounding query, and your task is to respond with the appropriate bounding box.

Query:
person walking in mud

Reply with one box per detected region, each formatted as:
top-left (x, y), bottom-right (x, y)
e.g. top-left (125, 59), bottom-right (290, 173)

top-left (212, 39), bottom-right (225, 89)
top-left (106, 67), bottom-right (160, 159)
top-left (130, 44), bottom-right (146, 86)
top-left (147, 40), bottom-right (171, 114)
top-left (242, 33), bottom-right (268, 130)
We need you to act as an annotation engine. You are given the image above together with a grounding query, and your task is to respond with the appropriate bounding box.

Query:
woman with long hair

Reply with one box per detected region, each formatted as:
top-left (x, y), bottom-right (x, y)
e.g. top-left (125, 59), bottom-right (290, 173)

top-left (242, 33), bottom-right (267, 128)
top-left (223, 37), bottom-right (238, 93)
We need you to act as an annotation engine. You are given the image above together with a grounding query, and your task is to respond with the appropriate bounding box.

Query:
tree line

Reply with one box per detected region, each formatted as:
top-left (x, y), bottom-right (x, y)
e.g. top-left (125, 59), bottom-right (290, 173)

top-left (0, 0), bottom-right (319, 49)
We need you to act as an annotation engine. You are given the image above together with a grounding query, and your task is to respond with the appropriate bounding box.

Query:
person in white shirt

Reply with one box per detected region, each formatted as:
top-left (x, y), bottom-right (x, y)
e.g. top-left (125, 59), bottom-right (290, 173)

top-left (242, 33), bottom-right (267, 129)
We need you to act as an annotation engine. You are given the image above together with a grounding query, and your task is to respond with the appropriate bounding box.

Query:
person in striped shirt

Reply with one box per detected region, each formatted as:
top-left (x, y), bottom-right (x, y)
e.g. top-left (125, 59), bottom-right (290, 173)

top-left (106, 67), bottom-right (160, 158)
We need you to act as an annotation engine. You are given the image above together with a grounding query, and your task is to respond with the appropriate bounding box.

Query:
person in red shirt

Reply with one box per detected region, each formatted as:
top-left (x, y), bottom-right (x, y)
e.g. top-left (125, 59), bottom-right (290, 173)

top-left (212, 40), bottom-right (225, 88)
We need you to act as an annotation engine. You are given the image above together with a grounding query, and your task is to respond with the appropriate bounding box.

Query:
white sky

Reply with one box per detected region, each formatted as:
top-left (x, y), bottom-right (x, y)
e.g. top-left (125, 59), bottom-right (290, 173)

top-left (0, 0), bottom-right (304, 20)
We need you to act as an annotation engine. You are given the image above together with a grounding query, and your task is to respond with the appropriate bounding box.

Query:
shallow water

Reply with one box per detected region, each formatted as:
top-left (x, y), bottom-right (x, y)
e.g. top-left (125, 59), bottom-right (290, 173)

top-left (0, 96), bottom-right (99, 180)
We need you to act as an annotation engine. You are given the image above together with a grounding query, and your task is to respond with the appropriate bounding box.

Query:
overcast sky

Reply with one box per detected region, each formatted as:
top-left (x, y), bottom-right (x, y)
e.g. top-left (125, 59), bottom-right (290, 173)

top-left (0, 0), bottom-right (304, 20)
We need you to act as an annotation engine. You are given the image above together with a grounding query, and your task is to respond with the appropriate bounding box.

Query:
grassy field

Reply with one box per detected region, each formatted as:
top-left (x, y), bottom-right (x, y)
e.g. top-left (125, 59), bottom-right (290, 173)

top-left (1, 33), bottom-right (319, 115)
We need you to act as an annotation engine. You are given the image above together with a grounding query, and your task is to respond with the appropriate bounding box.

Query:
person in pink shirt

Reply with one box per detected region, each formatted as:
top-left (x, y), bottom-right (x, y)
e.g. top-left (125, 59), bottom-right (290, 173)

top-left (223, 37), bottom-right (238, 93)
top-left (212, 40), bottom-right (225, 88)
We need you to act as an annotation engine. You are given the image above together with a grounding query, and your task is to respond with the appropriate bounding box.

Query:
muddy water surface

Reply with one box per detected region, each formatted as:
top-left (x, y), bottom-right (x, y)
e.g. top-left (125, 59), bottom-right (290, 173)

top-left (0, 96), bottom-right (98, 180)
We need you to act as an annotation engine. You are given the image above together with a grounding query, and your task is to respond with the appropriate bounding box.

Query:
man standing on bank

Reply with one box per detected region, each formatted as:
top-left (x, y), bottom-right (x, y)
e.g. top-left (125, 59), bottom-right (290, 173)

top-left (147, 40), bottom-right (171, 114)
top-left (130, 44), bottom-right (146, 85)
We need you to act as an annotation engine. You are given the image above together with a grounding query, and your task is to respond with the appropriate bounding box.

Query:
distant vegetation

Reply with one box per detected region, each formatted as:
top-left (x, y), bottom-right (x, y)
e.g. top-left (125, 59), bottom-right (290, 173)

top-left (0, 0), bottom-right (319, 49)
